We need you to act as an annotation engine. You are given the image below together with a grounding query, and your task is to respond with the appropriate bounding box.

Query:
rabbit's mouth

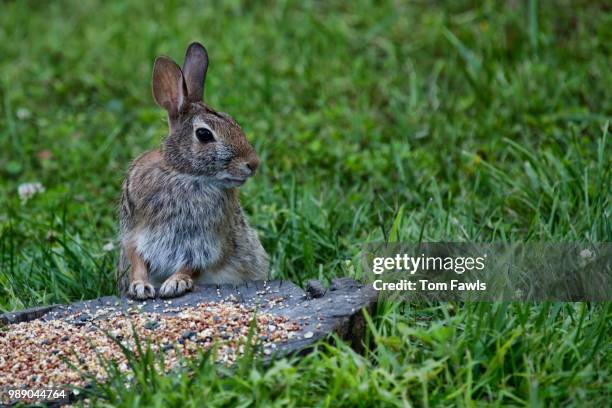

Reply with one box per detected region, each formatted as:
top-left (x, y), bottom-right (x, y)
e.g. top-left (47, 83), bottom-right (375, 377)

top-left (218, 176), bottom-right (248, 187)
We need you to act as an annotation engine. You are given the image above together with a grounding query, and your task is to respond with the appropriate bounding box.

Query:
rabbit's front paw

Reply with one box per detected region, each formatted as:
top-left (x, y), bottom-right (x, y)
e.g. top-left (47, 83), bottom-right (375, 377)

top-left (128, 280), bottom-right (156, 300)
top-left (159, 274), bottom-right (194, 298)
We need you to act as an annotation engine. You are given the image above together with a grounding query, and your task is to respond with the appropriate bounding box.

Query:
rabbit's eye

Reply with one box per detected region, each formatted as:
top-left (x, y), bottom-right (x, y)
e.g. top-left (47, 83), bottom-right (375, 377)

top-left (196, 128), bottom-right (215, 143)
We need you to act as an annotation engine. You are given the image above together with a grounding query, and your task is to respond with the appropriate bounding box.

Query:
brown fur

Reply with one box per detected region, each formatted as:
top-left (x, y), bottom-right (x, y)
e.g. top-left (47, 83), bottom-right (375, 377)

top-left (117, 42), bottom-right (268, 299)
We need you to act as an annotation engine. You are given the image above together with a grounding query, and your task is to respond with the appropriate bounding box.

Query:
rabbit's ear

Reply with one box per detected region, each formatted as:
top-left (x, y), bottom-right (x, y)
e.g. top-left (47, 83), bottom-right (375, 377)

top-left (182, 42), bottom-right (209, 103)
top-left (152, 56), bottom-right (187, 122)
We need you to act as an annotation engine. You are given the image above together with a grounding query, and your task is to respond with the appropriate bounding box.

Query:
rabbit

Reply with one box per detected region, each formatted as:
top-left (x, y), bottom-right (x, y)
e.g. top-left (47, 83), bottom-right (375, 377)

top-left (117, 42), bottom-right (268, 299)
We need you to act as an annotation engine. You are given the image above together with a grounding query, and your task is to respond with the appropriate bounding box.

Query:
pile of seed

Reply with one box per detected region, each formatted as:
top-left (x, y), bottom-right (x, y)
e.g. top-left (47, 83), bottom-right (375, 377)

top-left (0, 301), bottom-right (300, 389)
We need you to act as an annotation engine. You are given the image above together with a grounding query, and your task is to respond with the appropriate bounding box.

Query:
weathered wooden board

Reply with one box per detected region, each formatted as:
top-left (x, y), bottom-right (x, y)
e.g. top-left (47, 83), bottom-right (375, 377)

top-left (1, 277), bottom-right (377, 357)
top-left (1, 278), bottom-right (377, 406)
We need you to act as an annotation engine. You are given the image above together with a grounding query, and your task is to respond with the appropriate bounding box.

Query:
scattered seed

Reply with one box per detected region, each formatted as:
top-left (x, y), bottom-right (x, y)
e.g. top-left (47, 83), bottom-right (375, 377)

top-left (0, 300), bottom-right (300, 390)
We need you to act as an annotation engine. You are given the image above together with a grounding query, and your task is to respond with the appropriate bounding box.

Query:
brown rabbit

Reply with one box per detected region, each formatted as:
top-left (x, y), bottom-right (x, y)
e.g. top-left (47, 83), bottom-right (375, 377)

top-left (117, 42), bottom-right (268, 299)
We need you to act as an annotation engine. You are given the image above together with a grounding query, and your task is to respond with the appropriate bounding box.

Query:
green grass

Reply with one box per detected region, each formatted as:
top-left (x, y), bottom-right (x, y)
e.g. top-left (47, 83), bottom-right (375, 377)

top-left (0, 0), bottom-right (610, 406)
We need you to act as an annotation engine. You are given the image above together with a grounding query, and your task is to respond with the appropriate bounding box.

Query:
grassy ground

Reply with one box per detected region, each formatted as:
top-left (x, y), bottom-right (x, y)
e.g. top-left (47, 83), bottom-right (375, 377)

top-left (0, 0), bottom-right (610, 406)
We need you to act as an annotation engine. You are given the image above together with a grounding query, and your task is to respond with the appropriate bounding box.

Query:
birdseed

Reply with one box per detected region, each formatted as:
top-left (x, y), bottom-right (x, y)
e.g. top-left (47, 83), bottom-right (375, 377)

top-left (0, 301), bottom-right (299, 390)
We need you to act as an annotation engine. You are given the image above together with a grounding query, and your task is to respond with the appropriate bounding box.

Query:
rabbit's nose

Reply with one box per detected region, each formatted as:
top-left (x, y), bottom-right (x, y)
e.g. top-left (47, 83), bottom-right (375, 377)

top-left (242, 157), bottom-right (259, 176)
top-left (244, 157), bottom-right (260, 175)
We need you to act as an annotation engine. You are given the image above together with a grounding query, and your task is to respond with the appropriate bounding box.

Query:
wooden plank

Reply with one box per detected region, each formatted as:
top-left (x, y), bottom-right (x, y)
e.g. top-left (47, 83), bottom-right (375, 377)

top-left (0, 304), bottom-right (60, 326)
top-left (1, 279), bottom-right (377, 406)
top-left (1, 278), bottom-right (377, 356)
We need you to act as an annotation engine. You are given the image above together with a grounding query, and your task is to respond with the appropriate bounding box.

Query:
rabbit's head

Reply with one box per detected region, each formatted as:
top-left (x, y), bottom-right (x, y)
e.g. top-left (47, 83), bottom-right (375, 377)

top-left (152, 42), bottom-right (259, 187)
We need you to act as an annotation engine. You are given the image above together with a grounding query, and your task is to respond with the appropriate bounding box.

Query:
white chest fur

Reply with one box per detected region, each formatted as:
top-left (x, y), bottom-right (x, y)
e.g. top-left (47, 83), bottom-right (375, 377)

top-left (133, 176), bottom-right (232, 284)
